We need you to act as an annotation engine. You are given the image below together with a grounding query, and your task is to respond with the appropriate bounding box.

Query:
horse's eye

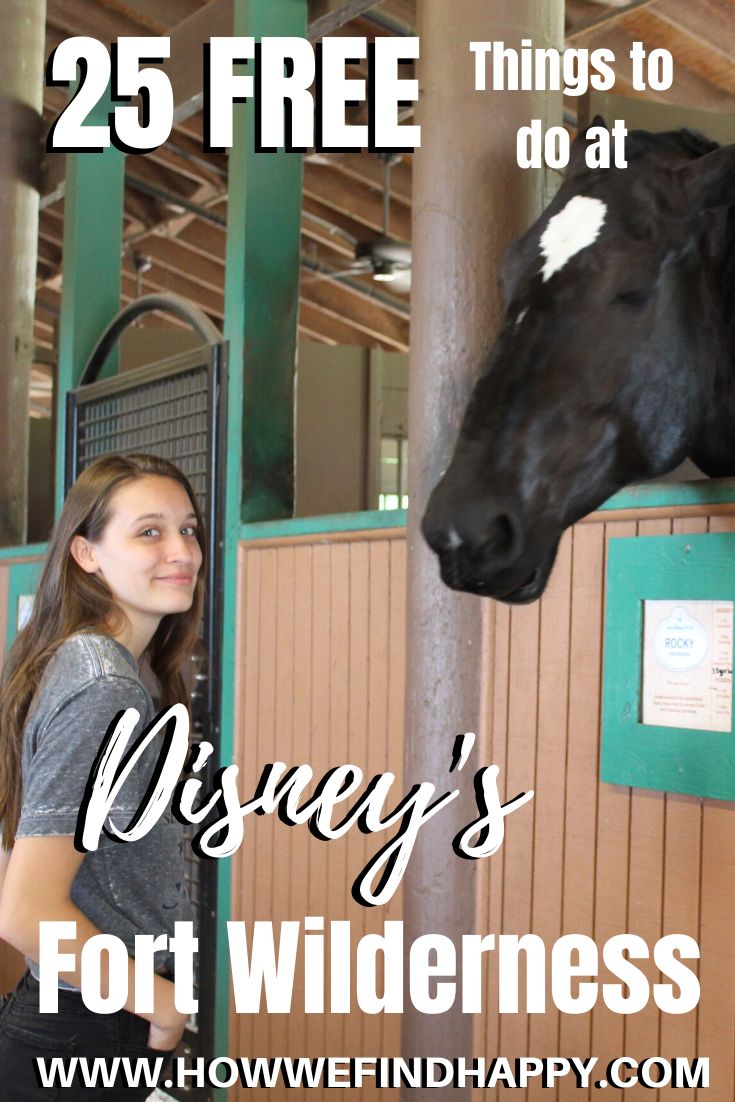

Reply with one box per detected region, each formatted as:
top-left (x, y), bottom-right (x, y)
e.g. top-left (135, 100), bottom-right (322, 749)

top-left (615, 289), bottom-right (653, 308)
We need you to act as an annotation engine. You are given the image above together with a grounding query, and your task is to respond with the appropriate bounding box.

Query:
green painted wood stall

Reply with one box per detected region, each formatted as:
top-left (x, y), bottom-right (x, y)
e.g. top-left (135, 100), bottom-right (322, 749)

top-left (2, 485), bottom-right (735, 1101)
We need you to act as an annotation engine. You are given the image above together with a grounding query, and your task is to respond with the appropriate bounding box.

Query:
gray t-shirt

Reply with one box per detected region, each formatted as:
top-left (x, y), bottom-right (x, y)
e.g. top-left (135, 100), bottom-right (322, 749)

top-left (17, 631), bottom-right (192, 976)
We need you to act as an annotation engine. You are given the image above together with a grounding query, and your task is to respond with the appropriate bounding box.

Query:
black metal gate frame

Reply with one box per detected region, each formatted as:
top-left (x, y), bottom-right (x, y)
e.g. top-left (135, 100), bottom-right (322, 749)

top-left (66, 334), bottom-right (228, 1102)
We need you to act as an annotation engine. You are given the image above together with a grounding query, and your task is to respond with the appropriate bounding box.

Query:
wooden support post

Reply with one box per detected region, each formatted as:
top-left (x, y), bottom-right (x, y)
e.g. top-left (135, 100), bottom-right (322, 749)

top-left (404, 3), bottom-right (563, 1096)
top-left (0, 0), bottom-right (46, 544)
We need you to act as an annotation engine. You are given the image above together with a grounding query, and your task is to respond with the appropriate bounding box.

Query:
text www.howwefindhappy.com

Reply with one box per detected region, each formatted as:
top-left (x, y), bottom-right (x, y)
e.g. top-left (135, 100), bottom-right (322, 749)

top-left (34, 1054), bottom-right (710, 1091)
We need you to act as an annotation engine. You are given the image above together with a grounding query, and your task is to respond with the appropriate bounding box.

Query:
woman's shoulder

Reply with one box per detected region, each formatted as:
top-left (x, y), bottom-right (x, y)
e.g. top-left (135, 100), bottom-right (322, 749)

top-left (28, 633), bottom-right (146, 731)
top-left (51, 632), bottom-right (139, 684)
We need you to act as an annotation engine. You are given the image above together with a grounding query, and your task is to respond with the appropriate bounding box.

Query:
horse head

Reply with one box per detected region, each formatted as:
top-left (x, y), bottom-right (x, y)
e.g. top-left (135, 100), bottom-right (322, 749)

top-left (423, 123), bottom-right (735, 603)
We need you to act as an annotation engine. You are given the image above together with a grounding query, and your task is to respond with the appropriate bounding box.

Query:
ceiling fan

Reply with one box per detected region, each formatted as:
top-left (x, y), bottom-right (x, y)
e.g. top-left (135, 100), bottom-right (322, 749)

top-left (332, 152), bottom-right (411, 293)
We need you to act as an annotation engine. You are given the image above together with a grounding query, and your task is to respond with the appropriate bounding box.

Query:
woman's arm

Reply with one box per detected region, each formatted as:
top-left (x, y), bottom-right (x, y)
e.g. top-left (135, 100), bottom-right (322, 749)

top-left (0, 848), bottom-right (10, 901)
top-left (0, 835), bottom-right (188, 1051)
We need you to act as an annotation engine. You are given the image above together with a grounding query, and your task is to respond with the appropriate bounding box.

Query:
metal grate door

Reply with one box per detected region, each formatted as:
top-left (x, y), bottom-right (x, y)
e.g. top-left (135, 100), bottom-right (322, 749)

top-left (66, 343), bottom-right (227, 1101)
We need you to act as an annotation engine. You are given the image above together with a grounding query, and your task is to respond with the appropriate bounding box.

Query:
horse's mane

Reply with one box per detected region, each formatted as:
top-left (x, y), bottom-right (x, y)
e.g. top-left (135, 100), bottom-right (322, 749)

top-left (626, 127), bottom-right (720, 162)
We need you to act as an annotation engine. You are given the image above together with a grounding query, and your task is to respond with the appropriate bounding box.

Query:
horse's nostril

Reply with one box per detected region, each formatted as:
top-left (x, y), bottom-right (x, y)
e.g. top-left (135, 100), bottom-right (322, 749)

top-left (422, 493), bottom-right (523, 568)
top-left (479, 513), bottom-right (516, 560)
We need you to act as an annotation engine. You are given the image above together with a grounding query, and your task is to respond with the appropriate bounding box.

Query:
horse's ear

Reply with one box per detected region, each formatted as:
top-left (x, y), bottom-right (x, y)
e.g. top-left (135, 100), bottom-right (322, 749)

top-left (678, 144), bottom-right (735, 210)
top-left (565, 116), bottom-right (607, 179)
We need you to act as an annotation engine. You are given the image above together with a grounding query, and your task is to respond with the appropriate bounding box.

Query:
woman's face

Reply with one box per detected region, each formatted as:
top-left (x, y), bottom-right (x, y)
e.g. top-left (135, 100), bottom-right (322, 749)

top-left (72, 475), bottom-right (203, 650)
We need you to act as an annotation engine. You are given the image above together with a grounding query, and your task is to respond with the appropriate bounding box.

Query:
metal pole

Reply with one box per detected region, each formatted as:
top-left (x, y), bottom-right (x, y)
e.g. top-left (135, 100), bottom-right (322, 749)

top-left (404, 3), bottom-right (563, 1097)
top-left (0, 0), bottom-right (46, 545)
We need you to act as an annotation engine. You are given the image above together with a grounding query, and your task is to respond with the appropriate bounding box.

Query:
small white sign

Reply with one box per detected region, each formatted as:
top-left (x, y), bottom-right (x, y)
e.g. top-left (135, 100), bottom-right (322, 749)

top-left (16, 594), bottom-right (34, 632)
top-left (642, 600), bottom-right (733, 733)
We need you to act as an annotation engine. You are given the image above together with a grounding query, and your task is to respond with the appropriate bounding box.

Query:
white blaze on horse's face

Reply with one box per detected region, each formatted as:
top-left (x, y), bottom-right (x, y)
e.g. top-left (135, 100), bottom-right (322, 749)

top-left (446, 526), bottom-right (462, 550)
top-left (539, 196), bottom-right (607, 282)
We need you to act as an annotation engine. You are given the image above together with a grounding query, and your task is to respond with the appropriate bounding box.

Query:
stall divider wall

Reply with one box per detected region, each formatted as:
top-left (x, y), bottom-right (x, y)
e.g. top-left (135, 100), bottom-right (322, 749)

top-left (0, 549), bottom-right (45, 991)
top-left (230, 526), bottom-right (406, 1102)
top-left (232, 490), bottom-right (735, 1102)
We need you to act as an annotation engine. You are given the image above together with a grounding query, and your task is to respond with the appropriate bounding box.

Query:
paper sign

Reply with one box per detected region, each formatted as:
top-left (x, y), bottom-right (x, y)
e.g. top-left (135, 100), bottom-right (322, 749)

top-left (642, 600), bottom-right (733, 732)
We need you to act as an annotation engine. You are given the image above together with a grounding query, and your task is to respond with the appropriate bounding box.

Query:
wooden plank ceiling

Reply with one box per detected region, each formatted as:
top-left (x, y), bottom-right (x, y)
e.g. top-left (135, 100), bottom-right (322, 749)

top-left (32, 0), bottom-right (735, 415)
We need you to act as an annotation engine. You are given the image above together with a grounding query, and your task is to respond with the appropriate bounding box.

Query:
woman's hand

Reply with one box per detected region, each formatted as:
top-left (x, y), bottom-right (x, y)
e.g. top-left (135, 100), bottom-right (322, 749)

top-left (147, 1009), bottom-right (188, 1052)
top-left (147, 975), bottom-right (188, 1051)
top-left (0, 838), bottom-right (189, 1053)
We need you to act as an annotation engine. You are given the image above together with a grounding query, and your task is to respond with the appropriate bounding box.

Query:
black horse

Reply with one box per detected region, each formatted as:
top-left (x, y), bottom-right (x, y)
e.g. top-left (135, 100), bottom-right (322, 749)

top-left (422, 123), bottom-right (735, 604)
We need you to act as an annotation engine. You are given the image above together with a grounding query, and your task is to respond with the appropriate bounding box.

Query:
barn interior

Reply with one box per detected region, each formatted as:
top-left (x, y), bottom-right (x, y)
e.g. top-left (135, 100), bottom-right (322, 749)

top-left (2, 2), bottom-right (735, 1100)
top-left (24, 0), bottom-right (735, 537)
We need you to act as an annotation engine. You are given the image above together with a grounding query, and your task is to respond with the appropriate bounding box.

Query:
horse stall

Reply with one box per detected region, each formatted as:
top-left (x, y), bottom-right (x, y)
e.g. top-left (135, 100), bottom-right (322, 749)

top-left (227, 487), bottom-right (735, 1102)
top-left (2, 504), bottom-right (734, 1102)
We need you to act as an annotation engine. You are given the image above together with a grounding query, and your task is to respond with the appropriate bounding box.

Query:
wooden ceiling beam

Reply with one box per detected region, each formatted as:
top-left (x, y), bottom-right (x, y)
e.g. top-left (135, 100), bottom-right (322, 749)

top-left (298, 324), bottom-right (336, 346)
top-left (125, 150), bottom-right (209, 204)
top-left (566, 0), bottom-right (660, 41)
top-left (100, 0), bottom-right (203, 33)
top-left (300, 288), bottom-right (407, 350)
top-left (38, 220), bottom-right (64, 250)
top-left (37, 258), bottom-right (60, 284)
top-left (126, 234), bottom-right (225, 294)
top-left (572, 23), bottom-right (735, 112)
top-left (170, 218), bottom-right (227, 260)
top-left (145, 183), bottom-right (224, 241)
top-left (302, 260), bottom-right (409, 321)
top-left (374, 0), bottom-right (415, 33)
top-left (125, 223), bottom-right (227, 279)
top-left (141, 141), bottom-right (226, 193)
top-left (308, 151), bottom-right (412, 206)
top-left (661, 0), bottom-right (735, 58)
top-left (123, 176), bottom-right (223, 245)
top-left (33, 317), bottom-right (55, 340)
top-left (308, 0), bottom-right (388, 41)
top-left (37, 238), bottom-right (62, 269)
top-left (300, 272), bottom-right (408, 349)
top-left (46, 0), bottom-right (151, 42)
top-left (167, 0), bottom-right (399, 125)
top-left (299, 297), bottom-right (382, 345)
top-left (33, 320), bottom-right (55, 343)
top-left (304, 163), bottom-right (411, 238)
top-left (121, 263), bottom-right (224, 319)
top-left (40, 204), bottom-right (64, 228)
top-left (301, 220), bottom-right (356, 260)
top-left (36, 287), bottom-right (61, 315)
top-left (123, 186), bottom-right (166, 230)
top-left (621, 8), bottom-right (735, 87)
top-left (302, 195), bottom-right (372, 243)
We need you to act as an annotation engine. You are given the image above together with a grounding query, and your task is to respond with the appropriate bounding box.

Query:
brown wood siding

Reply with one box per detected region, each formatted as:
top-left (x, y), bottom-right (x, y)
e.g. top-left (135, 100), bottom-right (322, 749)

top-left (478, 512), bottom-right (734, 1102)
top-left (230, 533), bottom-right (406, 1102)
top-left (233, 513), bottom-right (734, 1101)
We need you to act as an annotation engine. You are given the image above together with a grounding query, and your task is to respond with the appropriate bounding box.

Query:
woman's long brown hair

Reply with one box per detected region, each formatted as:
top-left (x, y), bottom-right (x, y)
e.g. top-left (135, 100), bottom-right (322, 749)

top-left (0, 454), bottom-right (206, 849)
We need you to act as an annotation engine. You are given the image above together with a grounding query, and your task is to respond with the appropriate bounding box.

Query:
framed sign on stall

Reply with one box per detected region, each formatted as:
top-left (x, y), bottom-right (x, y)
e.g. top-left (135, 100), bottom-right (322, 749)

top-left (602, 532), bottom-right (735, 800)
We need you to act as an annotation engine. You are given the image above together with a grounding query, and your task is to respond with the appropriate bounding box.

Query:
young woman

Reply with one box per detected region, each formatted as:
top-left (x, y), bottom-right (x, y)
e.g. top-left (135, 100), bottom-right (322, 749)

top-left (0, 453), bottom-right (206, 1099)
